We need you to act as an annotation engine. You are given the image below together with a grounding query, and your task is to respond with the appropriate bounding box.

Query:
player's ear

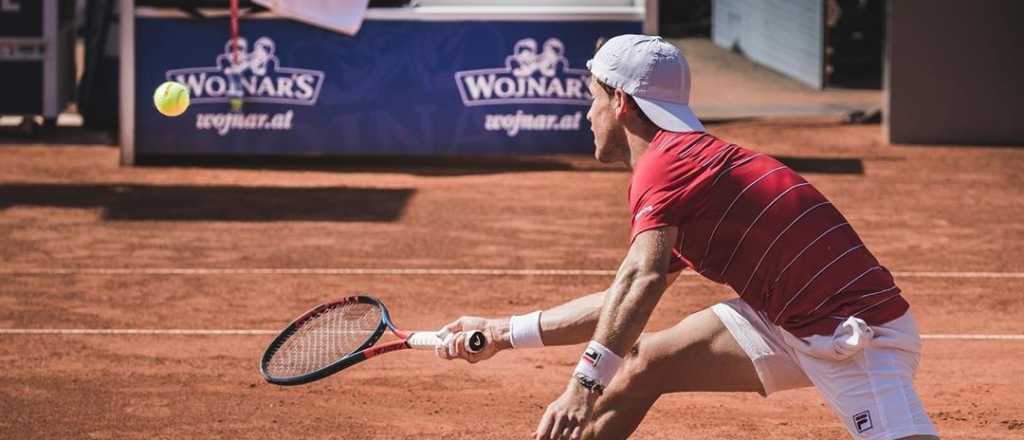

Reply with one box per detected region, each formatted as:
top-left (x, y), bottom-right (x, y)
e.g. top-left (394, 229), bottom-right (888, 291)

top-left (613, 89), bottom-right (631, 119)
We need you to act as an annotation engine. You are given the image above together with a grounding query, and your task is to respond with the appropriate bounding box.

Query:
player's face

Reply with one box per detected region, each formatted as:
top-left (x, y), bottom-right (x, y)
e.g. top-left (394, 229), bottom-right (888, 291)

top-left (586, 79), bottom-right (627, 164)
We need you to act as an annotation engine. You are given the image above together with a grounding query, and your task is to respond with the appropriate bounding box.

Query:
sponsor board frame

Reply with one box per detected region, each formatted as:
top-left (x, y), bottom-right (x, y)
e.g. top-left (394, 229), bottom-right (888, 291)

top-left (119, 0), bottom-right (649, 164)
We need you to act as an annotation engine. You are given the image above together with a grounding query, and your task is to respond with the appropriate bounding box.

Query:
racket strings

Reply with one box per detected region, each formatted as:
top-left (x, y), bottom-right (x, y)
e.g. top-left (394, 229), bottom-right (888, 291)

top-left (265, 302), bottom-right (381, 377)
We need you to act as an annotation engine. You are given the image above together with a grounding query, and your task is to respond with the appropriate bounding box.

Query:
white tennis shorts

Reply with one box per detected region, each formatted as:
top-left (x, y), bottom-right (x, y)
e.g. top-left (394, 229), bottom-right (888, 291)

top-left (711, 299), bottom-right (938, 440)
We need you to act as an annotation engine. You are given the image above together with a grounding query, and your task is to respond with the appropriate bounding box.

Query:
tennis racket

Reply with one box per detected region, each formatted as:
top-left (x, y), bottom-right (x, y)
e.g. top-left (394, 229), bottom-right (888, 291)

top-left (260, 294), bottom-right (486, 385)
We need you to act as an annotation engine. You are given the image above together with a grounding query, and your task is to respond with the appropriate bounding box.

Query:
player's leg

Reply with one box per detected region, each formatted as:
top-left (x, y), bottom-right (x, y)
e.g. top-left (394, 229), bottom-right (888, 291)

top-left (788, 312), bottom-right (939, 439)
top-left (799, 348), bottom-right (939, 440)
top-left (583, 307), bottom-right (769, 439)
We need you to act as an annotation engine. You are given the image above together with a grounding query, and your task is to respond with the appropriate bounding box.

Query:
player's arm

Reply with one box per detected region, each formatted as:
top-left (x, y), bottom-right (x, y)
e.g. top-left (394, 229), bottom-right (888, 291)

top-left (533, 226), bottom-right (677, 440)
top-left (440, 229), bottom-right (679, 361)
top-left (589, 225), bottom-right (677, 357)
top-left (437, 290), bottom-right (606, 359)
top-left (530, 266), bottom-right (680, 346)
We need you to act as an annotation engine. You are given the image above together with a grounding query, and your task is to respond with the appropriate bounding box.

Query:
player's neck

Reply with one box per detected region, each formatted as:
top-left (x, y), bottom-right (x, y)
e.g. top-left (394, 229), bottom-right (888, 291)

top-left (624, 124), bottom-right (660, 169)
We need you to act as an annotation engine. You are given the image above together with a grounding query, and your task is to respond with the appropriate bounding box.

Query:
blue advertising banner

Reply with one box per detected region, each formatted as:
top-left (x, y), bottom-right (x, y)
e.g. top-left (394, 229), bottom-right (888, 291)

top-left (134, 17), bottom-right (641, 156)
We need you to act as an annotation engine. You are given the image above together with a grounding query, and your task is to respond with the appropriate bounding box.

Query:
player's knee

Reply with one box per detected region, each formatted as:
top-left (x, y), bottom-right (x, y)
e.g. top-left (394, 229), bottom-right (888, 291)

top-left (613, 337), bottom-right (670, 397)
top-left (617, 333), bottom-right (711, 394)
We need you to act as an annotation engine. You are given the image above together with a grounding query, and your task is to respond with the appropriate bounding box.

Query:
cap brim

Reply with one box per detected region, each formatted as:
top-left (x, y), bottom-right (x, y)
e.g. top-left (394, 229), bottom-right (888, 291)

top-left (633, 95), bottom-right (705, 133)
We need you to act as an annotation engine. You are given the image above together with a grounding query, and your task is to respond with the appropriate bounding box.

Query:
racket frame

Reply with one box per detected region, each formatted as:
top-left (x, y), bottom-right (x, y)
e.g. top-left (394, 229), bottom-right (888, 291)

top-left (260, 295), bottom-right (420, 386)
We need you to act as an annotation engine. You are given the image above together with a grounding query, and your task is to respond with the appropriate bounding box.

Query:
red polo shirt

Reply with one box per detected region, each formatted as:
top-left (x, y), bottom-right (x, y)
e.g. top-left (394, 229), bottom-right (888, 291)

top-left (629, 131), bottom-right (909, 337)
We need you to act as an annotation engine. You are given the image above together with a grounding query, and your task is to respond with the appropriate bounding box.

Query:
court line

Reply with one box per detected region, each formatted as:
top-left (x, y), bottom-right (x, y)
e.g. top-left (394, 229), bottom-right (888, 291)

top-left (0, 329), bottom-right (276, 335)
top-left (0, 328), bottom-right (1021, 340)
top-left (920, 334), bottom-right (1024, 340)
top-left (0, 268), bottom-right (615, 276)
top-left (2, 267), bottom-right (1024, 278)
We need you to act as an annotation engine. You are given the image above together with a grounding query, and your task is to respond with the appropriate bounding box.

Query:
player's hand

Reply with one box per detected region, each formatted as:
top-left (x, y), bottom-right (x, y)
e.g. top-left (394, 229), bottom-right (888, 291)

top-left (534, 379), bottom-right (598, 440)
top-left (436, 316), bottom-right (508, 363)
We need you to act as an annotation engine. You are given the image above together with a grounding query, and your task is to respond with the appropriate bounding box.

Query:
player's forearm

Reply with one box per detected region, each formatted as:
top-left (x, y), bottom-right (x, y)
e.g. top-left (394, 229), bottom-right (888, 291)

top-left (537, 290), bottom-right (607, 346)
top-left (593, 269), bottom-right (668, 355)
top-left (589, 227), bottom-right (675, 356)
top-left (494, 270), bottom-right (678, 350)
top-left (487, 290), bottom-right (606, 350)
top-left (536, 270), bottom-right (677, 347)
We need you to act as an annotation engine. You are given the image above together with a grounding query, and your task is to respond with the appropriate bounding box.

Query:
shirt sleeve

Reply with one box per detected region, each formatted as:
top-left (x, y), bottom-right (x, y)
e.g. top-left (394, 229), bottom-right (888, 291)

top-left (628, 152), bottom-right (691, 272)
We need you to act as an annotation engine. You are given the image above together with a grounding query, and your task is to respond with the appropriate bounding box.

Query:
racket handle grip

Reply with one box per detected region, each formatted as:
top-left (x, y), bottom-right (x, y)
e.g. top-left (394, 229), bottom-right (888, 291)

top-left (407, 331), bottom-right (443, 349)
top-left (406, 330), bottom-right (488, 354)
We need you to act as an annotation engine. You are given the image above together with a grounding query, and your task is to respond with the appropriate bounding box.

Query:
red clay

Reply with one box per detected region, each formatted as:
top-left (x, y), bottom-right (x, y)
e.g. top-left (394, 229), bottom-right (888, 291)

top-left (1, 117), bottom-right (1023, 439)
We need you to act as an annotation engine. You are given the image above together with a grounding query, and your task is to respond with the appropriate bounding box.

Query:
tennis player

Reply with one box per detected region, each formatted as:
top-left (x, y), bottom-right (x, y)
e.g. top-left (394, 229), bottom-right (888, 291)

top-left (438, 34), bottom-right (938, 440)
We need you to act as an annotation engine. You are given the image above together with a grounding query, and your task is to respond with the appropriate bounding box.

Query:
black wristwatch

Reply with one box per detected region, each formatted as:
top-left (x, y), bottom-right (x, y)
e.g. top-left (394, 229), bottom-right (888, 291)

top-left (573, 372), bottom-right (605, 396)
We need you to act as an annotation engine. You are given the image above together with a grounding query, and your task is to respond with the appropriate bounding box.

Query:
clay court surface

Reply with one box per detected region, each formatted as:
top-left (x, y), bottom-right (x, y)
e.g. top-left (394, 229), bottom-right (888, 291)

top-left (1, 118), bottom-right (1023, 439)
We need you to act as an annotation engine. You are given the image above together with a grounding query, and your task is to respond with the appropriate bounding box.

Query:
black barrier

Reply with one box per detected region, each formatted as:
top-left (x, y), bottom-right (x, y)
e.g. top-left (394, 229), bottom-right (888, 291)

top-left (0, 0), bottom-right (42, 38)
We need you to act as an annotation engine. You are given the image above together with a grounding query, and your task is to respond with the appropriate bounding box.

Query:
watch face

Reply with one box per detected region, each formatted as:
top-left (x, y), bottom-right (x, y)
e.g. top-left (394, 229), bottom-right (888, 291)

top-left (574, 372), bottom-right (604, 395)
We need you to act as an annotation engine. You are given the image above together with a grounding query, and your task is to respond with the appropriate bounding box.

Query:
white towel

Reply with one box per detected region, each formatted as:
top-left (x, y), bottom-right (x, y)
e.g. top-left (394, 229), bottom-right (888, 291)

top-left (253, 0), bottom-right (371, 36)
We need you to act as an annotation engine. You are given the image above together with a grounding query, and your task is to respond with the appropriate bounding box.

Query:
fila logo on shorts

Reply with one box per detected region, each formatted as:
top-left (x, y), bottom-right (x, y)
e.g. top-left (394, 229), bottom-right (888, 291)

top-left (853, 410), bottom-right (874, 433)
top-left (582, 347), bottom-right (603, 366)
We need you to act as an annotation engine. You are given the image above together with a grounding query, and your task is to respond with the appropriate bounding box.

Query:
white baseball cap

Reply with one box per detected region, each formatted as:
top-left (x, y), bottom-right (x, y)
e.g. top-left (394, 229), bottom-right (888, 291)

top-left (587, 34), bottom-right (705, 133)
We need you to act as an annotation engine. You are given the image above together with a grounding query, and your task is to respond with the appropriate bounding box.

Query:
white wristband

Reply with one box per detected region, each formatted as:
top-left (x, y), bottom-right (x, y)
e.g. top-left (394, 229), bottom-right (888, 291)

top-left (508, 311), bottom-right (543, 349)
top-left (573, 341), bottom-right (624, 387)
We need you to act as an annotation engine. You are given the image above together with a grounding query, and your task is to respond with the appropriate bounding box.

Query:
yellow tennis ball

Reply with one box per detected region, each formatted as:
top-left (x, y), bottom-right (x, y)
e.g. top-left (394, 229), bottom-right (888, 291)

top-left (154, 81), bottom-right (190, 117)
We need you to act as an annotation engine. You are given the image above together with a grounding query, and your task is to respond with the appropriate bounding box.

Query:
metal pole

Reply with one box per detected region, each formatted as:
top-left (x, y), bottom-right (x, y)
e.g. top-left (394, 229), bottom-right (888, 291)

top-left (644, 0), bottom-right (658, 35)
top-left (43, 0), bottom-right (57, 118)
top-left (119, 0), bottom-right (135, 165)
